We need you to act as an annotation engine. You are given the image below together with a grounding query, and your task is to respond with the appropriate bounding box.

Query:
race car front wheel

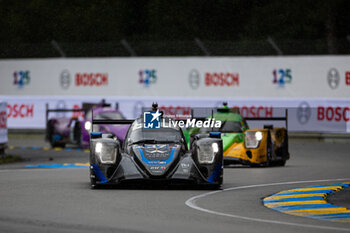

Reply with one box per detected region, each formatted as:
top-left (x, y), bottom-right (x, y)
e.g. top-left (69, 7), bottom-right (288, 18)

top-left (90, 170), bottom-right (99, 189)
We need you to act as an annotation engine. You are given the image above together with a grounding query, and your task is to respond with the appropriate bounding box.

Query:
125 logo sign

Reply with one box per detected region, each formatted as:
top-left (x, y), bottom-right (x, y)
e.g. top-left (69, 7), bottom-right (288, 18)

top-left (139, 69), bottom-right (157, 87)
top-left (272, 69), bottom-right (292, 86)
top-left (13, 70), bottom-right (30, 88)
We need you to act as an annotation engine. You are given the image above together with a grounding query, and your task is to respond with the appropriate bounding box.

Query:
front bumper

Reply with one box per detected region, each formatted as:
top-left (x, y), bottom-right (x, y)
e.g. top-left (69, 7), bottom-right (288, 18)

top-left (91, 154), bottom-right (223, 187)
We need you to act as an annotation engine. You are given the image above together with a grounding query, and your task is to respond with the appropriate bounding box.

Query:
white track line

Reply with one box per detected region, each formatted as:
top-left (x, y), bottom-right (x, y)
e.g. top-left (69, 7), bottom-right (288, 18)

top-left (186, 178), bottom-right (350, 232)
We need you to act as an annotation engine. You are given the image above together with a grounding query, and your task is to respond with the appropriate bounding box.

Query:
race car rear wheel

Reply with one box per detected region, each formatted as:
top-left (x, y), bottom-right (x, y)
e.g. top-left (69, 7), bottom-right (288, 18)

top-left (275, 159), bottom-right (286, 166)
top-left (73, 122), bottom-right (82, 147)
top-left (47, 121), bottom-right (66, 148)
top-left (263, 138), bottom-right (273, 167)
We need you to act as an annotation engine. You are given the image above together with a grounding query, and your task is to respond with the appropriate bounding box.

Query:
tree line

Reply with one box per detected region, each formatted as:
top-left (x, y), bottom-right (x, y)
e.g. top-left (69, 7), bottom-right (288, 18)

top-left (0, 0), bottom-right (348, 53)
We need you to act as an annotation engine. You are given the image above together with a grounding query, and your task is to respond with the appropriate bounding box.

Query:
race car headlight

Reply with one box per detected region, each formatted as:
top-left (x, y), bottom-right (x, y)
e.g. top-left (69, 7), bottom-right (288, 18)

top-left (94, 140), bottom-right (118, 164)
top-left (197, 142), bottom-right (219, 164)
top-left (84, 121), bottom-right (91, 131)
top-left (245, 131), bottom-right (263, 149)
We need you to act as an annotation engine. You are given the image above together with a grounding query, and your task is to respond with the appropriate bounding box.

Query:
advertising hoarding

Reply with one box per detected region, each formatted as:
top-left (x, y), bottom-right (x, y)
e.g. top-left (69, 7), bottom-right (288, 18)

top-left (0, 102), bottom-right (8, 144)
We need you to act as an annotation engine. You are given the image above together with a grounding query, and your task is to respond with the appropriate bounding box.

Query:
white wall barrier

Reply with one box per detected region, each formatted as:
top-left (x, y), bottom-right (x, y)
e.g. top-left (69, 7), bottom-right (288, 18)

top-left (0, 56), bottom-right (350, 99)
top-left (1, 96), bottom-right (349, 133)
top-left (1, 56), bottom-right (349, 132)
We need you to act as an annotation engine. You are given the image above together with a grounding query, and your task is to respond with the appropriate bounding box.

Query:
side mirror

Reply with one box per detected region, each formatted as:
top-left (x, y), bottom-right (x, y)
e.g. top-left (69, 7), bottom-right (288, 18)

top-left (180, 138), bottom-right (187, 151)
top-left (127, 138), bottom-right (133, 146)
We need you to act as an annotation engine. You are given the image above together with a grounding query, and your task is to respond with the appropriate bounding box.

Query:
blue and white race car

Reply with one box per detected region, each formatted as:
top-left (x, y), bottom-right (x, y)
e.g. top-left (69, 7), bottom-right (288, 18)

top-left (89, 107), bottom-right (223, 189)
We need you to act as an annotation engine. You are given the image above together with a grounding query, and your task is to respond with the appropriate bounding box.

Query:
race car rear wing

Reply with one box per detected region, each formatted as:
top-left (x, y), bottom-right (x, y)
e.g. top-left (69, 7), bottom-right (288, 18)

top-left (245, 109), bottom-right (288, 130)
top-left (91, 119), bottom-right (134, 132)
top-left (45, 101), bottom-right (119, 123)
top-left (81, 102), bottom-right (119, 111)
top-left (45, 103), bottom-right (85, 124)
top-left (190, 107), bottom-right (288, 129)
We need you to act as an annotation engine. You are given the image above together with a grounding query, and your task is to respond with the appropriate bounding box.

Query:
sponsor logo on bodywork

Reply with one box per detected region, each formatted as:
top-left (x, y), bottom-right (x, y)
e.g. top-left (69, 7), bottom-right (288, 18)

top-left (143, 109), bottom-right (221, 129)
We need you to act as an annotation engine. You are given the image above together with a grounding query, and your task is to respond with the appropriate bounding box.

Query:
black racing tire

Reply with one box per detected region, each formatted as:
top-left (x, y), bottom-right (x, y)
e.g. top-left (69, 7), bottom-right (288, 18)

top-left (204, 183), bottom-right (222, 190)
top-left (50, 138), bottom-right (66, 148)
top-left (216, 173), bottom-right (223, 187)
top-left (212, 184), bottom-right (222, 190)
top-left (223, 160), bottom-right (232, 166)
top-left (47, 121), bottom-right (65, 148)
top-left (90, 171), bottom-right (100, 189)
top-left (264, 138), bottom-right (272, 167)
top-left (275, 160), bottom-right (286, 166)
top-left (273, 131), bottom-right (288, 167)
top-left (90, 180), bottom-right (100, 189)
top-left (74, 122), bottom-right (82, 147)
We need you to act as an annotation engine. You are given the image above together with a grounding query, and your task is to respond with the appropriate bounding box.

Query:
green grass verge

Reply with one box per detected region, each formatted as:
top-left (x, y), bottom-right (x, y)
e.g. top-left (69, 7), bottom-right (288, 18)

top-left (0, 155), bottom-right (23, 164)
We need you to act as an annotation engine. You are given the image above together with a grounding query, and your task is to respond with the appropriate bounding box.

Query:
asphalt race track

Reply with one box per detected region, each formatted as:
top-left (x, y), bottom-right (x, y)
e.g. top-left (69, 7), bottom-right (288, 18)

top-left (1, 137), bottom-right (349, 233)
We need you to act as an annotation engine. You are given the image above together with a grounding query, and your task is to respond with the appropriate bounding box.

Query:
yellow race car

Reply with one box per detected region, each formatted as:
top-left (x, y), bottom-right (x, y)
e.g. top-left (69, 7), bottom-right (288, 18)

top-left (185, 103), bottom-right (289, 167)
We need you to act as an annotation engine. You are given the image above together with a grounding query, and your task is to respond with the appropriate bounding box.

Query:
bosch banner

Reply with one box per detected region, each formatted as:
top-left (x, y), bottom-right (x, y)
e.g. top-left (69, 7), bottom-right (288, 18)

top-left (0, 96), bottom-right (349, 133)
top-left (0, 102), bottom-right (8, 144)
top-left (0, 55), bottom-right (349, 132)
top-left (0, 56), bottom-right (350, 98)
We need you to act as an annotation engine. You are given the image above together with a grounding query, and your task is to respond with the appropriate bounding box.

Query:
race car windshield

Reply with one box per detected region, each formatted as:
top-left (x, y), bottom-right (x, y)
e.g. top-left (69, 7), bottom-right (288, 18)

top-left (128, 128), bottom-right (182, 144)
top-left (203, 121), bottom-right (243, 133)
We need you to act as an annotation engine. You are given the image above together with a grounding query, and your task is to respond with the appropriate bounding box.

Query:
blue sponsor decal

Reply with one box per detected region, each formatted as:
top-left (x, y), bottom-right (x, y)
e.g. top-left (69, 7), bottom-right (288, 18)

top-left (91, 164), bottom-right (108, 183)
top-left (90, 132), bottom-right (102, 138)
top-left (138, 147), bottom-right (175, 165)
top-left (209, 132), bottom-right (221, 138)
top-left (207, 164), bottom-right (222, 183)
